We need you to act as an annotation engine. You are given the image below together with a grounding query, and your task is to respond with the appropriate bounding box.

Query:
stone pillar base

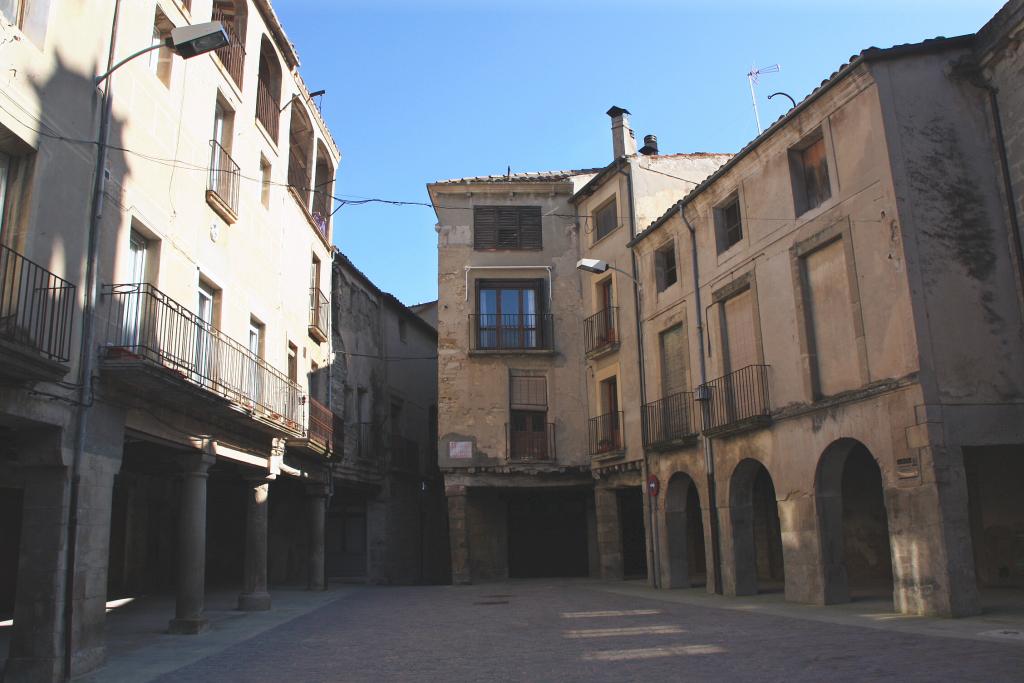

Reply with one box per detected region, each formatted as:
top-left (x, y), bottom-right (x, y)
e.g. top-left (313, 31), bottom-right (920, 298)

top-left (168, 616), bottom-right (210, 635)
top-left (3, 656), bottom-right (62, 683)
top-left (237, 591), bottom-right (272, 611)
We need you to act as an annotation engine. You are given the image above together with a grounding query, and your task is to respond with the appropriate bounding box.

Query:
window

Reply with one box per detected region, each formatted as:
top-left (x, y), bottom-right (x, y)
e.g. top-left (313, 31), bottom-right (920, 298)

top-left (659, 324), bottom-right (687, 397)
top-left (211, 0), bottom-right (246, 87)
top-left (476, 280), bottom-right (546, 350)
top-left (208, 99), bottom-right (239, 216)
top-left (248, 318), bottom-right (265, 401)
top-left (260, 156), bottom-right (272, 208)
top-left (311, 254), bottom-right (321, 290)
top-left (790, 130), bottom-right (831, 215)
top-left (287, 341), bottom-right (298, 383)
top-left (288, 104), bottom-right (314, 209)
top-left (195, 282), bottom-right (218, 382)
top-left (398, 318), bottom-right (407, 343)
top-left (594, 197), bottom-right (618, 241)
top-left (509, 371), bottom-right (549, 460)
top-left (150, 8), bottom-right (174, 88)
top-left (721, 288), bottom-right (757, 373)
top-left (714, 194), bottom-right (743, 253)
top-left (0, 0), bottom-right (49, 44)
top-left (473, 206), bottom-right (542, 250)
top-left (654, 241), bottom-right (677, 291)
top-left (256, 37), bottom-right (282, 141)
top-left (0, 0), bottom-right (26, 28)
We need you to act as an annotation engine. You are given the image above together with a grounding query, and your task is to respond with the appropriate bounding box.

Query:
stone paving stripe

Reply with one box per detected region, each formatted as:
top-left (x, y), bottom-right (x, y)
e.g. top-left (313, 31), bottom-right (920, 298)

top-left (564, 625), bottom-right (685, 638)
top-left (561, 608), bottom-right (662, 618)
top-left (582, 644), bottom-right (727, 661)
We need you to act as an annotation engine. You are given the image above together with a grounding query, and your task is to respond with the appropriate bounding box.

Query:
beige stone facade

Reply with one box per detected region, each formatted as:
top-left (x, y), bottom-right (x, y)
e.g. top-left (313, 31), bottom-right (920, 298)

top-left (0, 2), bottom-right (340, 679)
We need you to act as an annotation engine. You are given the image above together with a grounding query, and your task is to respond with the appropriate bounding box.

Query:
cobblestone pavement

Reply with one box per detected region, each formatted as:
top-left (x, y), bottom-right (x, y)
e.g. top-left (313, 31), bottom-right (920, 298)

top-left (150, 581), bottom-right (1024, 683)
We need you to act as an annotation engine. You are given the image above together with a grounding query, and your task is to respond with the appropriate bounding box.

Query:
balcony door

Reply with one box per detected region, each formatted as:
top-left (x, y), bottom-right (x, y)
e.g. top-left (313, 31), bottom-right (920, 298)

top-left (478, 280), bottom-right (540, 349)
top-left (597, 376), bottom-right (620, 451)
top-left (247, 322), bottom-right (262, 406)
top-left (195, 284), bottom-right (215, 385)
top-left (122, 231), bottom-right (147, 348)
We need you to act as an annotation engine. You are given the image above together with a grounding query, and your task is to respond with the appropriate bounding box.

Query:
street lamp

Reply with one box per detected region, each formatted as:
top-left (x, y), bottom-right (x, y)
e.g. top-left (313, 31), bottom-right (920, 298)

top-left (576, 258), bottom-right (642, 289)
top-left (94, 21), bottom-right (228, 85)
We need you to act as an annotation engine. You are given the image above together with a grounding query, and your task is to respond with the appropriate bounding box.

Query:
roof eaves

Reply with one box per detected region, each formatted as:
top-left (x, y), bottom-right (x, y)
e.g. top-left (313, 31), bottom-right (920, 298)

top-left (630, 34), bottom-right (975, 247)
top-left (569, 158), bottom-right (626, 203)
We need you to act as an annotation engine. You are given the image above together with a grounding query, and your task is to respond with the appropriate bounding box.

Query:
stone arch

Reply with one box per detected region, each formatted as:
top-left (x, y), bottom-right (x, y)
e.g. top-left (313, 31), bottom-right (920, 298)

top-left (726, 458), bottom-right (784, 596)
top-left (255, 36), bottom-right (282, 141)
top-left (663, 472), bottom-right (706, 589)
top-left (815, 438), bottom-right (894, 604)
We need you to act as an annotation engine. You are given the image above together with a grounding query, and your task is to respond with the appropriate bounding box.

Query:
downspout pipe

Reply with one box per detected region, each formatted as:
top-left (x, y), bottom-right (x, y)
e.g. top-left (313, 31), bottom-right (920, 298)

top-left (618, 164), bottom-right (659, 588)
top-left (681, 205), bottom-right (723, 595)
top-left (65, 1), bottom-right (121, 678)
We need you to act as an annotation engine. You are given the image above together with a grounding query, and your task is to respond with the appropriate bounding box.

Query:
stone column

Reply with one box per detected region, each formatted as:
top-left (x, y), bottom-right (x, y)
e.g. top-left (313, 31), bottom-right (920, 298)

top-left (306, 482), bottom-right (329, 591)
top-left (169, 453), bottom-right (215, 634)
top-left (238, 474), bottom-right (273, 611)
top-left (446, 485), bottom-right (472, 585)
top-left (595, 487), bottom-right (624, 580)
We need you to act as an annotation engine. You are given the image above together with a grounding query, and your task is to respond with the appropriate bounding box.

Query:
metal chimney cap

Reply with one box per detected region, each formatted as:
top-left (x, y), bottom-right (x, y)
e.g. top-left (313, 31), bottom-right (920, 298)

top-left (606, 106), bottom-right (632, 118)
top-left (639, 134), bottom-right (659, 155)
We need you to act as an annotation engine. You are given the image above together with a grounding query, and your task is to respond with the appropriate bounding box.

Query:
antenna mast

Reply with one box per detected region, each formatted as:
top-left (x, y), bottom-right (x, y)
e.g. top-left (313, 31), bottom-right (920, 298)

top-left (747, 63), bottom-right (781, 135)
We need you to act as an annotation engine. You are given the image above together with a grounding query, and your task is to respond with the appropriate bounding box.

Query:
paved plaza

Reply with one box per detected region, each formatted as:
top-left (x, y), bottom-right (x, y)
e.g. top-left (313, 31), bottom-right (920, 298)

top-left (75, 581), bottom-right (1024, 682)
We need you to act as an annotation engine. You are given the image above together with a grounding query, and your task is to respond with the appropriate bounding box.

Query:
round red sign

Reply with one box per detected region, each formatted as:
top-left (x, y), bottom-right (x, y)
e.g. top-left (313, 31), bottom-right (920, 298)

top-left (647, 474), bottom-right (660, 497)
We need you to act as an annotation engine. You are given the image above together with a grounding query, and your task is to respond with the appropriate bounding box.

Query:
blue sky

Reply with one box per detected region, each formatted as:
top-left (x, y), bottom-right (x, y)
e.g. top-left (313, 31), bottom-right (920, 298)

top-left (275, 0), bottom-right (1005, 306)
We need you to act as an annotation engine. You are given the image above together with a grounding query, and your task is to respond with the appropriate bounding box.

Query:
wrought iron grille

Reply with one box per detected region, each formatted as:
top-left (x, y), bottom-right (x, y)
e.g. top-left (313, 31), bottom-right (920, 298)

top-left (642, 392), bottom-right (697, 448)
top-left (469, 313), bottom-right (554, 351)
top-left (583, 307), bottom-right (618, 355)
top-left (255, 77), bottom-right (279, 141)
top-left (309, 287), bottom-right (329, 339)
top-left (698, 364), bottom-right (771, 433)
top-left (307, 396), bottom-right (333, 452)
top-left (208, 140), bottom-right (241, 215)
top-left (0, 244), bottom-right (76, 362)
top-left (588, 411), bottom-right (624, 456)
top-left (506, 422), bottom-right (555, 462)
top-left (211, 6), bottom-right (245, 87)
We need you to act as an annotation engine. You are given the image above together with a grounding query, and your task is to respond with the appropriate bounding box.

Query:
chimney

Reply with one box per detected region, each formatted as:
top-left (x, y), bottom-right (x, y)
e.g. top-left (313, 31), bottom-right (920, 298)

top-left (607, 106), bottom-right (636, 159)
top-left (640, 134), bottom-right (659, 155)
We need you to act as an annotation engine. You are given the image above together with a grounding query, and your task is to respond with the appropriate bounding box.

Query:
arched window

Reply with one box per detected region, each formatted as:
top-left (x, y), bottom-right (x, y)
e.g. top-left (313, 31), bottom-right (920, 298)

top-left (287, 104), bottom-right (314, 208)
top-left (212, 0), bottom-right (247, 87)
top-left (255, 37), bottom-right (282, 141)
top-left (311, 141), bottom-right (334, 238)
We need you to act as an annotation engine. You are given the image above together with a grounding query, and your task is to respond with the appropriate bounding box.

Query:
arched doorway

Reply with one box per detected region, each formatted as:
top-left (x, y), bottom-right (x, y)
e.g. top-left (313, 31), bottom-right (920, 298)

top-left (728, 459), bottom-right (784, 595)
top-left (816, 439), bottom-right (893, 604)
top-left (664, 473), bottom-right (706, 588)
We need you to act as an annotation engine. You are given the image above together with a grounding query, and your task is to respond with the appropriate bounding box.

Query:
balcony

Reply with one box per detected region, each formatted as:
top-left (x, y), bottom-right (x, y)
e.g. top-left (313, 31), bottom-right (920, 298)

top-left (389, 434), bottom-right (420, 473)
top-left (0, 245), bottom-right (76, 381)
top-left (288, 396), bottom-right (333, 457)
top-left (311, 189), bottom-right (330, 242)
top-left (255, 77), bottom-right (279, 143)
top-left (309, 287), bottom-right (329, 343)
top-left (211, 6), bottom-right (245, 89)
top-left (100, 283), bottom-right (303, 437)
top-left (698, 364), bottom-right (772, 437)
top-left (588, 411), bottom-right (624, 458)
top-left (642, 392), bottom-right (698, 451)
top-left (469, 313), bottom-right (554, 353)
top-left (207, 140), bottom-right (240, 224)
top-left (506, 422), bottom-right (555, 462)
top-left (584, 307), bottom-right (618, 358)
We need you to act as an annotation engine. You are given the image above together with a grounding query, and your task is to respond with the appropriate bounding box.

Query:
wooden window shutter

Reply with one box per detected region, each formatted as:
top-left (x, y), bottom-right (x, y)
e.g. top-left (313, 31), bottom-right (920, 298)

top-left (519, 206), bottom-right (542, 249)
top-left (510, 370), bottom-right (547, 410)
top-left (474, 206), bottom-right (542, 250)
top-left (474, 206), bottom-right (498, 249)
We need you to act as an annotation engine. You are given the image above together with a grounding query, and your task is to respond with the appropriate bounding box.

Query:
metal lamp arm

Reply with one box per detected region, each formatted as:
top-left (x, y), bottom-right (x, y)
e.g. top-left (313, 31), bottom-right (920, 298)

top-left (95, 42), bottom-right (165, 86)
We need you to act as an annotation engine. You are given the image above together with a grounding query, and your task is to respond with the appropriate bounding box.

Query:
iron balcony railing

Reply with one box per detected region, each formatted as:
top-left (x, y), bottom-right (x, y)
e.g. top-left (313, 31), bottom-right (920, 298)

top-left (309, 287), bottom-right (328, 340)
top-left (0, 244), bottom-right (76, 362)
top-left (307, 396), bottom-right (333, 453)
top-left (102, 283), bottom-right (303, 430)
top-left (469, 313), bottom-right (554, 351)
top-left (208, 140), bottom-right (240, 216)
top-left (211, 6), bottom-right (245, 87)
top-left (255, 77), bottom-right (279, 142)
top-left (583, 307), bottom-right (618, 355)
top-left (698, 364), bottom-right (771, 434)
top-left (288, 160), bottom-right (310, 208)
top-left (390, 434), bottom-right (420, 472)
top-left (588, 411), bottom-right (624, 456)
top-left (311, 190), bottom-right (330, 240)
top-left (506, 422), bottom-right (555, 462)
top-left (642, 392), bottom-right (697, 449)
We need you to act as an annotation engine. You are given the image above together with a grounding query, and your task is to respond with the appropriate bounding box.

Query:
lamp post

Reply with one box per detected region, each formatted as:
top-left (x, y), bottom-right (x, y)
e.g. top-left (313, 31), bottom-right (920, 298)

top-left (576, 258), bottom-right (643, 290)
top-left (64, 18), bottom-right (229, 680)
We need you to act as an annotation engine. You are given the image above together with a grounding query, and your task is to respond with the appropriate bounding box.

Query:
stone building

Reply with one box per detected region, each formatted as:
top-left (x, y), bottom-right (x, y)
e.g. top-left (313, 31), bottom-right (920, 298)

top-left (0, 1), bottom-right (339, 679)
top-left (327, 252), bottom-right (448, 585)
top-left (629, 7), bottom-right (1024, 617)
top-left (429, 115), bottom-right (728, 583)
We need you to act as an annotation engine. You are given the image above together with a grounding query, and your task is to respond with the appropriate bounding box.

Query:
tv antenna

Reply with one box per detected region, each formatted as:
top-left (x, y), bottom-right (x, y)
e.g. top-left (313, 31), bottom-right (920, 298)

top-left (747, 63), bottom-right (781, 135)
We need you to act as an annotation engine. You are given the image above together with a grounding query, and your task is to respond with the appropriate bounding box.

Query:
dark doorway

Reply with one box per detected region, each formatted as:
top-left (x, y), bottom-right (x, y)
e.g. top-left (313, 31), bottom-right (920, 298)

top-left (816, 439), bottom-right (893, 604)
top-left (0, 487), bottom-right (22, 618)
top-left (327, 493), bottom-right (368, 578)
top-left (664, 474), bottom-right (704, 588)
top-left (507, 489), bottom-right (588, 578)
top-left (618, 488), bottom-right (648, 579)
top-left (965, 446), bottom-right (1024, 591)
top-left (687, 483), bottom-right (707, 585)
top-left (729, 459), bottom-right (784, 595)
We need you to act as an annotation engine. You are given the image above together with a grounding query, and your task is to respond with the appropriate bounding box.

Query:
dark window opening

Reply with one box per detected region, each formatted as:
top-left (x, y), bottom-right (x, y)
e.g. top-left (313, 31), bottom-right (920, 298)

top-left (654, 241), bottom-right (677, 291)
top-left (790, 130), bottom-right (831, 215)
top-left (594, 197), bottom-right (618, 241)
top-left (715, 195), bottom-right (743, 253)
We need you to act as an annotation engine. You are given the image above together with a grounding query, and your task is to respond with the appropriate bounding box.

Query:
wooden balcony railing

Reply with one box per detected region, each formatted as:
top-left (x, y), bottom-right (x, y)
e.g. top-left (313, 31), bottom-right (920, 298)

top-left (307, 396), bottom-right (332, 453)
top-left (255, 77), bottom-right (279, 142)
top-left (208, 140), bottom-right (240, 218)
top-left (698, 364), bottom-right (771, 436)
top-left (469, 313), bottom-right (554, 351)
top-left (0, 245), bottom-right (76, 363)
top-left (642, 392), bottom-right (697, 449)
top-left (211, 6), bottom-right (245, 88)
top-left (588, 411), bottom-right (624, 456)
top-left (101, 283), bottom-right (303, 431)
top-left (309, 287), bottom-right (328, 342)
top-left (583, 307), bottom-right (618, 355)
top-left (506, 422), bottom-right (555, 462)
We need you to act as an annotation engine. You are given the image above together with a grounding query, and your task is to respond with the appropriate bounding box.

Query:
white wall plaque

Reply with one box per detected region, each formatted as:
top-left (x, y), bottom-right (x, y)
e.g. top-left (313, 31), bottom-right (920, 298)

top-left (449, 441), bottom-right (473, 460)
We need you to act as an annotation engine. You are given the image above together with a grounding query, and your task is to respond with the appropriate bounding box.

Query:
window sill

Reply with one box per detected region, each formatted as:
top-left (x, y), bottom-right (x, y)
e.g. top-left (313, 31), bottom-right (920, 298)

top-left (590, 224), bottom-right (622, 249)
top-left (211, 55), bottom-right (244, 100)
